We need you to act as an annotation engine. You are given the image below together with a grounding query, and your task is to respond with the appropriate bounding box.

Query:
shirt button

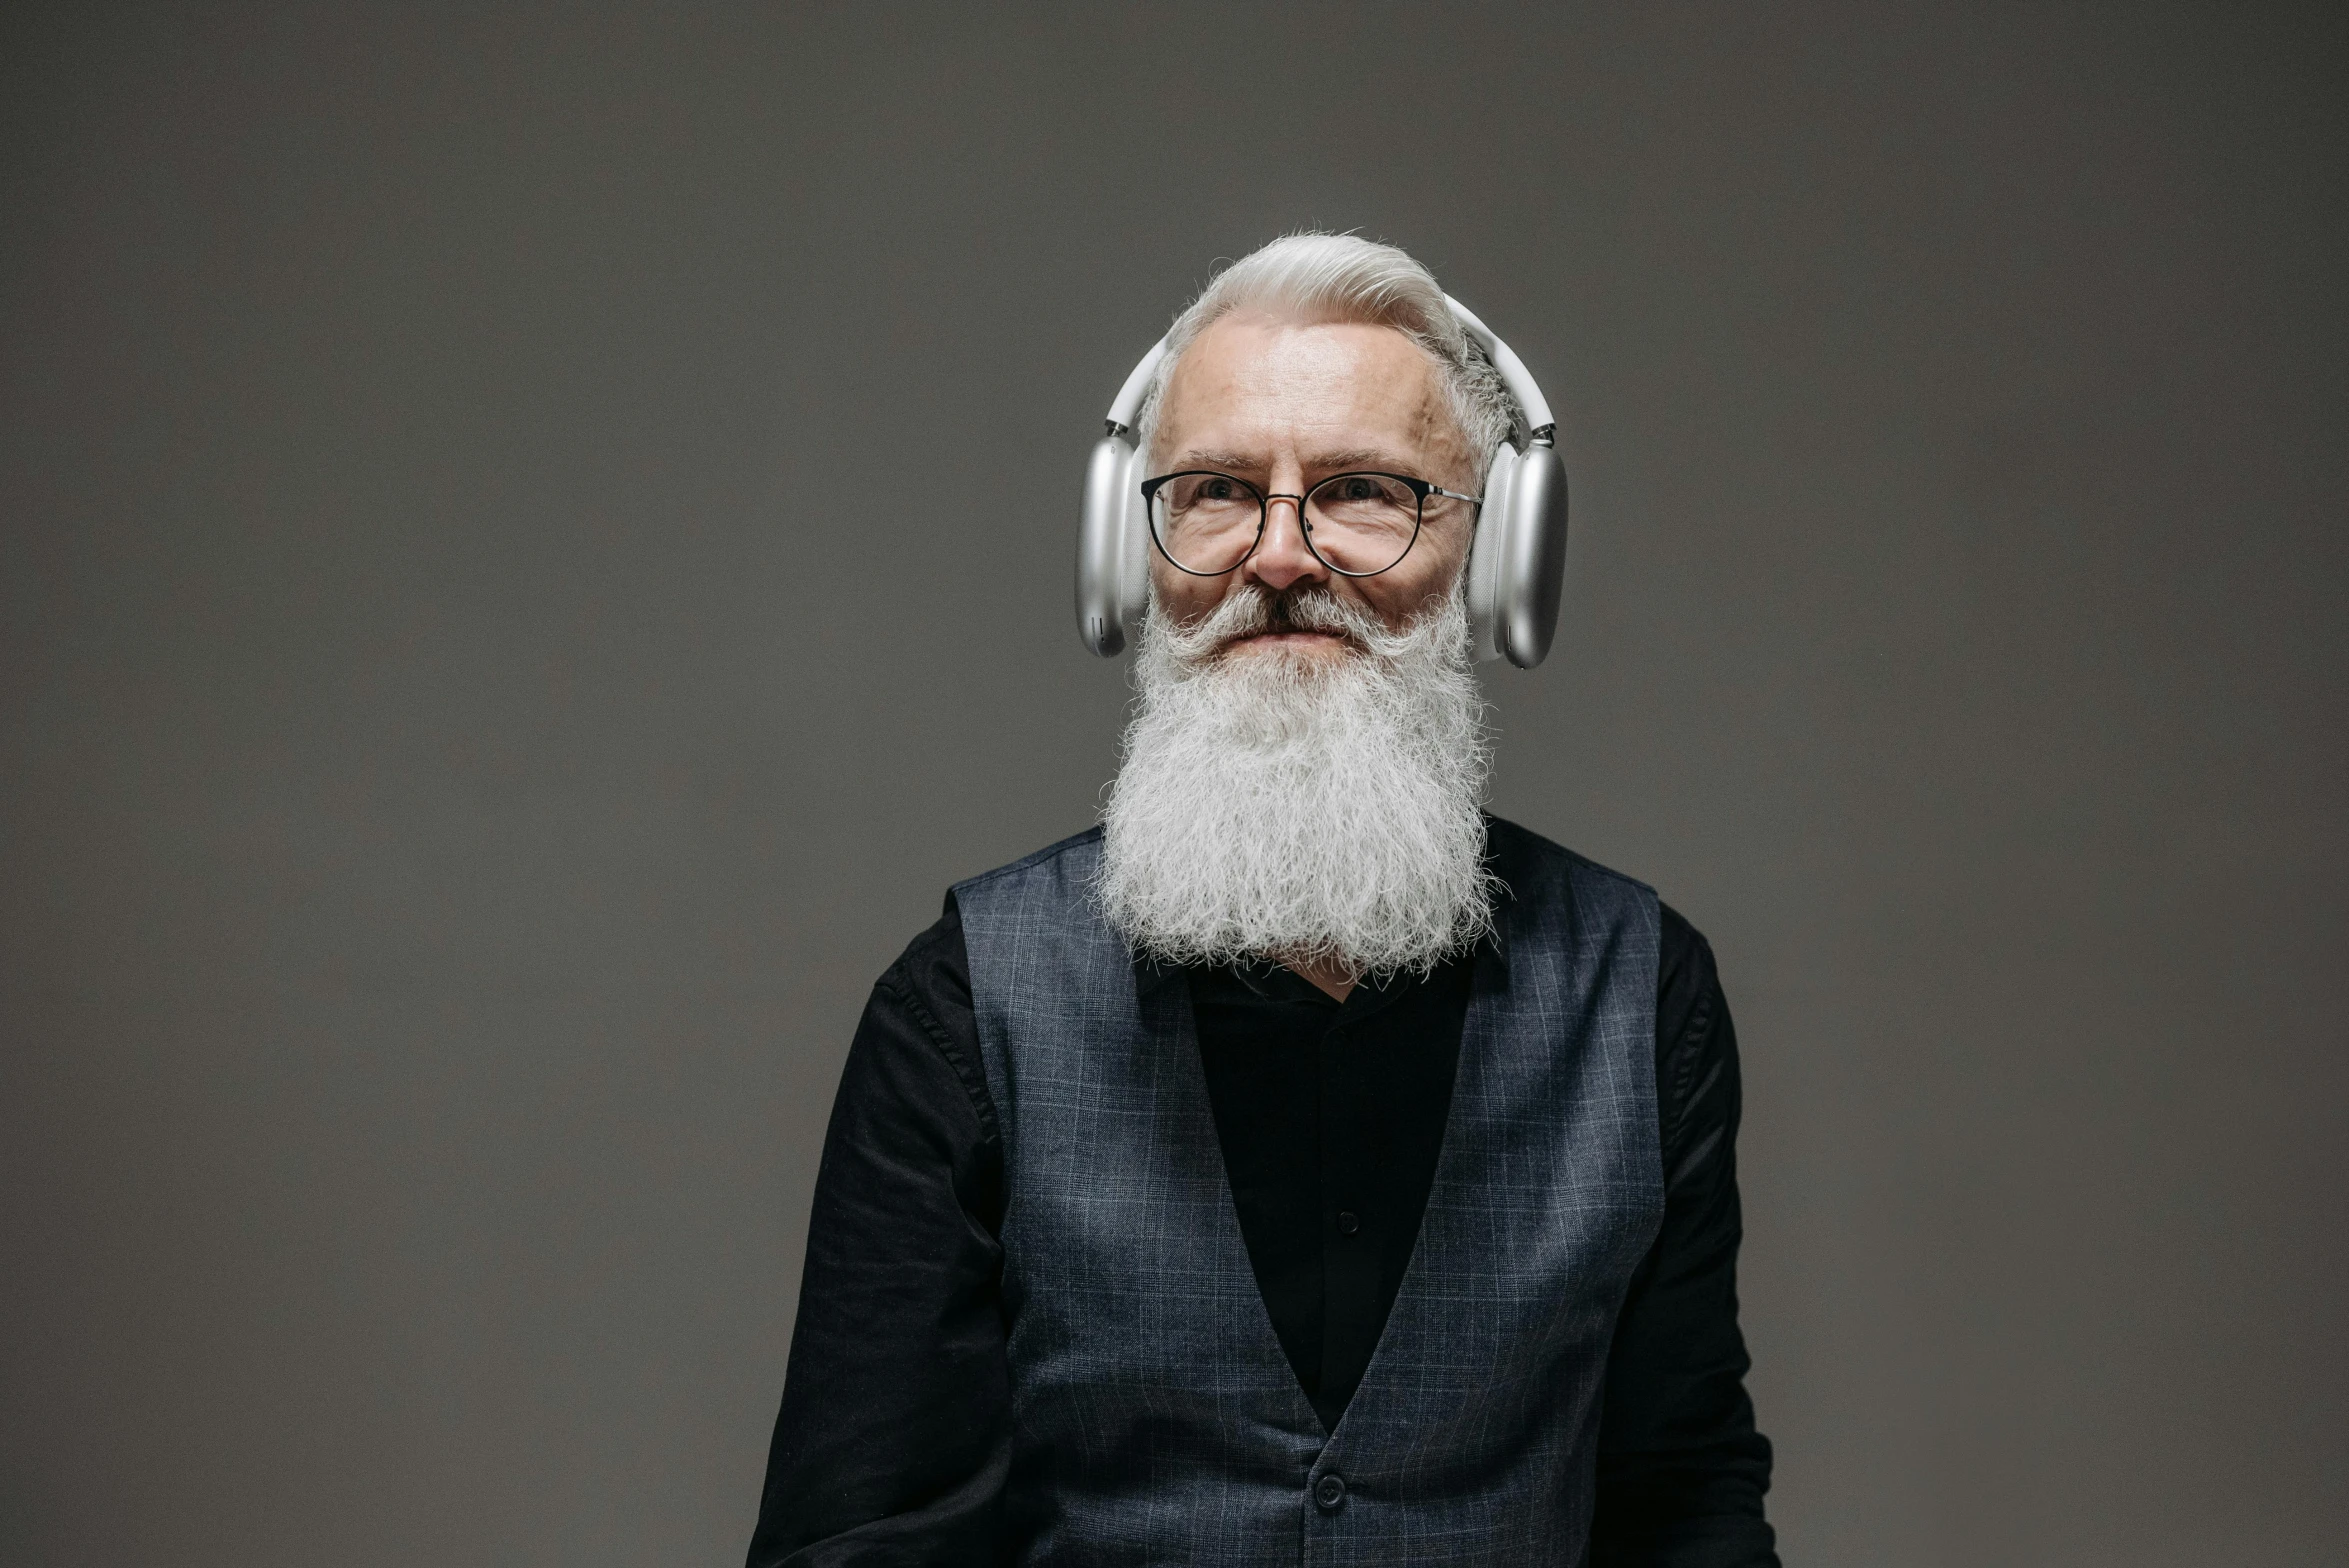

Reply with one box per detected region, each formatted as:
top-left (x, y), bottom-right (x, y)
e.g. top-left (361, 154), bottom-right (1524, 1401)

top-left (1315, 1472), bottom-right (1348, 1512)
top-left (1336, 1211), bottom-right (1360, 1235)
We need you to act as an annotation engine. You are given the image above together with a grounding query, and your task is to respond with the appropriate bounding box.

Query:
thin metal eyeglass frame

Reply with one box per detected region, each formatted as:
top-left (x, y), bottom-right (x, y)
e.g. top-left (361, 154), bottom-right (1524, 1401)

top-left (1136, 470), bottom-right (1484, 578)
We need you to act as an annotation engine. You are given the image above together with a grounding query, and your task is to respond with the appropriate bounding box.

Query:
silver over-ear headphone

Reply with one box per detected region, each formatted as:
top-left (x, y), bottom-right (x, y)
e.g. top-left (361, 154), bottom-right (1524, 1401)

top-left (1074, 296), bottom-right (1568, 668)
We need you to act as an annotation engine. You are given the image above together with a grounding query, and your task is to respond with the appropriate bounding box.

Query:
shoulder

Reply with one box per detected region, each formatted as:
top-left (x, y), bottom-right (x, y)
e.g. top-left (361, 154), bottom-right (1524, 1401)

top-left (881, 896), bottom-right (972, 1027)
top-left (1656, 900), bottom-right (1713, 995)
top-left (950, 825), bottom-right (1104, 901)
top-left (1653, 902), bottom-right (1721, 1097)
top-left (1483, 817), bottom-right (1714, 992)
top-left (1483, 815), bottom-right (1660, 920)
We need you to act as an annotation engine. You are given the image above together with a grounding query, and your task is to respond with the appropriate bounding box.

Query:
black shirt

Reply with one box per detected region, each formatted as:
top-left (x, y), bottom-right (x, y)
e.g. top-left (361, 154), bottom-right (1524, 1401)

top-left (750, 896), bottom-right (1776, 1567)
top-left (1190, 952), bottom-right (1475, 1430)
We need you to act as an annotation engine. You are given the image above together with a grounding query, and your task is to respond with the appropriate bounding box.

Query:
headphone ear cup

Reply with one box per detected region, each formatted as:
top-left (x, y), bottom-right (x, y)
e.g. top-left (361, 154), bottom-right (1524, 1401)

top-left (1077, 434), bottom-right (1133, 656)
top-left (1118, 442), bottom-right (1152, 634)
top-left (1463, 444), bottom-right (1517, 663)
top-left (1496, 444), bottom-right (1569, 668)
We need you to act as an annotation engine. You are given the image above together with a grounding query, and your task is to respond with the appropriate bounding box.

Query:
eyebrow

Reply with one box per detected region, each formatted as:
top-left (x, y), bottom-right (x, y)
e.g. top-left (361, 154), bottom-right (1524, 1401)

top-left (1163, 447), bottom-right (1418, 477)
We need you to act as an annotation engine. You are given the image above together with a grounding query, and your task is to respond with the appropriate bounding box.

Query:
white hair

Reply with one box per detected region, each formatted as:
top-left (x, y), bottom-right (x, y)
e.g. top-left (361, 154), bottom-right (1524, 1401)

top-left (1098, 583), bottom-right (1498, 978)
top-left (1135, 232), bottom-right (1518, 476)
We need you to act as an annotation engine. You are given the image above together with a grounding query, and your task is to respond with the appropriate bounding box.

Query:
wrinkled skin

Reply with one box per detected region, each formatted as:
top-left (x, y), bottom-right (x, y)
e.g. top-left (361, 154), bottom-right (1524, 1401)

top-left (1148, 313), bottom-right (1480, 666)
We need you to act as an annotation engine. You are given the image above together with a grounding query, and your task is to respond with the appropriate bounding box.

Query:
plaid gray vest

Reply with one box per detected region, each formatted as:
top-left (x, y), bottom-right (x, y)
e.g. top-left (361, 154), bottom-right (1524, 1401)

top-left (954, 819), bottom-right (1663, 1566)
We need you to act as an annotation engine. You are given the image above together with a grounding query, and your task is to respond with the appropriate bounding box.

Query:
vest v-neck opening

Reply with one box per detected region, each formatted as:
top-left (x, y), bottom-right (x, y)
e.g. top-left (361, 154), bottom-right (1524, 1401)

top-left (1188, 948), bottom-right (1477, 1432)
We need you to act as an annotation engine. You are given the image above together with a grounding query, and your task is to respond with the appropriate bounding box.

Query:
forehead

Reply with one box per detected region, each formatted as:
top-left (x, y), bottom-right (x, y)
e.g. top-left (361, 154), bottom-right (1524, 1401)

top-left (1154, 314), bottom-right (1452, 464)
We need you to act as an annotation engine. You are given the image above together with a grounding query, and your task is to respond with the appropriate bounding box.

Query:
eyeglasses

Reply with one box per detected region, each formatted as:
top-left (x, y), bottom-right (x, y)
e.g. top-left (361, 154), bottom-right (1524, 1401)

top-left (1138, 470), bottom-right (1483, 578)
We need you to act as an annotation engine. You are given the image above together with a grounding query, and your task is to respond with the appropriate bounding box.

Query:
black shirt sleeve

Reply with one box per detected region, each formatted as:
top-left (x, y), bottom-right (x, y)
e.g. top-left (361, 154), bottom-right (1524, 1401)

top-left (745, 898), bottom-right (1009, 1567)
top-left (1589, 904), bottom-right (1780, 1568)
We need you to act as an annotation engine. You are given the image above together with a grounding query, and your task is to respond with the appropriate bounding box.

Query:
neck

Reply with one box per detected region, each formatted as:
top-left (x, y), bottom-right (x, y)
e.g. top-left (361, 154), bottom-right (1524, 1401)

top-left (1282, 953), bottom-right (1357, 1003)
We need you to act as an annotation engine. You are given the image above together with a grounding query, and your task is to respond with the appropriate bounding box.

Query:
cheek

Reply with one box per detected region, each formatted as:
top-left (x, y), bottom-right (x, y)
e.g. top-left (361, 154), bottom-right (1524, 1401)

top-left (1362, 524), bottom-right (1471, 615)
top-left (1150, 558), bottom-right (1226, 622)
top-left (1429, 518), bottom-right (1476, 584)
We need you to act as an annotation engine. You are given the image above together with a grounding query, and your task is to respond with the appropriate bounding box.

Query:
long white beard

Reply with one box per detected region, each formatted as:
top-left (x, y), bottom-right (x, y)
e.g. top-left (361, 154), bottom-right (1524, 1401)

top-left (1099, 582), bottom-right (1497, 977)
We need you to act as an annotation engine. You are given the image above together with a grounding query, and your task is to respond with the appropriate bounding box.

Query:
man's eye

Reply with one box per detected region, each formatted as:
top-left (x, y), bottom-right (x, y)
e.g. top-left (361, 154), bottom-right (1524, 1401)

top-left (1326, 476), bottom-right (1398, 505)
top-left (1200, 479), bottom-right (1235, 500)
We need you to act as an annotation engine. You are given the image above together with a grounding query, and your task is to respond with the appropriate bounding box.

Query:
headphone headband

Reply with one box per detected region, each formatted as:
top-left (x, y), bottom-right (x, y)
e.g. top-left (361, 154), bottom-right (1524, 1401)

top-left (1440, 296), bottom-right (1554, 440)
top-left (1103, 339), bottom-right (1167, 435)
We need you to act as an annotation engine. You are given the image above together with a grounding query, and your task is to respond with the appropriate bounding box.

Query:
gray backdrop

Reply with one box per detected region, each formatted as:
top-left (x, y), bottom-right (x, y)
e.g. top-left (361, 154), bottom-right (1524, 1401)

top-left (3, 4), bottom-right (2342, 1564)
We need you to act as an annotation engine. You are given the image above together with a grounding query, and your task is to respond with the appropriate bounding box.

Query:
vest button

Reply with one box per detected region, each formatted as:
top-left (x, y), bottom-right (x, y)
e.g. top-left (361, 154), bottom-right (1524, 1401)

top-left (1314, 1472), bottom-right (1347, 1512)
top-left (1336, 1211), bottom-right (1360, 1235)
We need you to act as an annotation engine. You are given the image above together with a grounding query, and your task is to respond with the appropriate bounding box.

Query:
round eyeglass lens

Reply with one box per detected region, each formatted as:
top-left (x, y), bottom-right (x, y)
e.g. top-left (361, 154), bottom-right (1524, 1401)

top-left (1149, 472), bottom-right (1264, 574)
top-left (1303, 473), bottom-right (1422, 575)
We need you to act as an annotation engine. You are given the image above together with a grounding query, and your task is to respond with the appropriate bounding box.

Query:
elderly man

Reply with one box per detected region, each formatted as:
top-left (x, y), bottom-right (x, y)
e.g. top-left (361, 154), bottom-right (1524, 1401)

top-left (748, 234), bottom-right (1776, 1566)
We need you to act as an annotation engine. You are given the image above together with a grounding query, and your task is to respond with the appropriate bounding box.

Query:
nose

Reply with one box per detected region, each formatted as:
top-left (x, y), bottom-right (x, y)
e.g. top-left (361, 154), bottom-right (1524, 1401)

top-left (1241, 492), bottom-right (1329, 593)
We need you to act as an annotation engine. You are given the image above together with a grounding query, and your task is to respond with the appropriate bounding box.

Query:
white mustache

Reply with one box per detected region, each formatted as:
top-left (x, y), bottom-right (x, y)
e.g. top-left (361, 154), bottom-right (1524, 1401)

top-left (1164, 584), bottom-right (1374, 655)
